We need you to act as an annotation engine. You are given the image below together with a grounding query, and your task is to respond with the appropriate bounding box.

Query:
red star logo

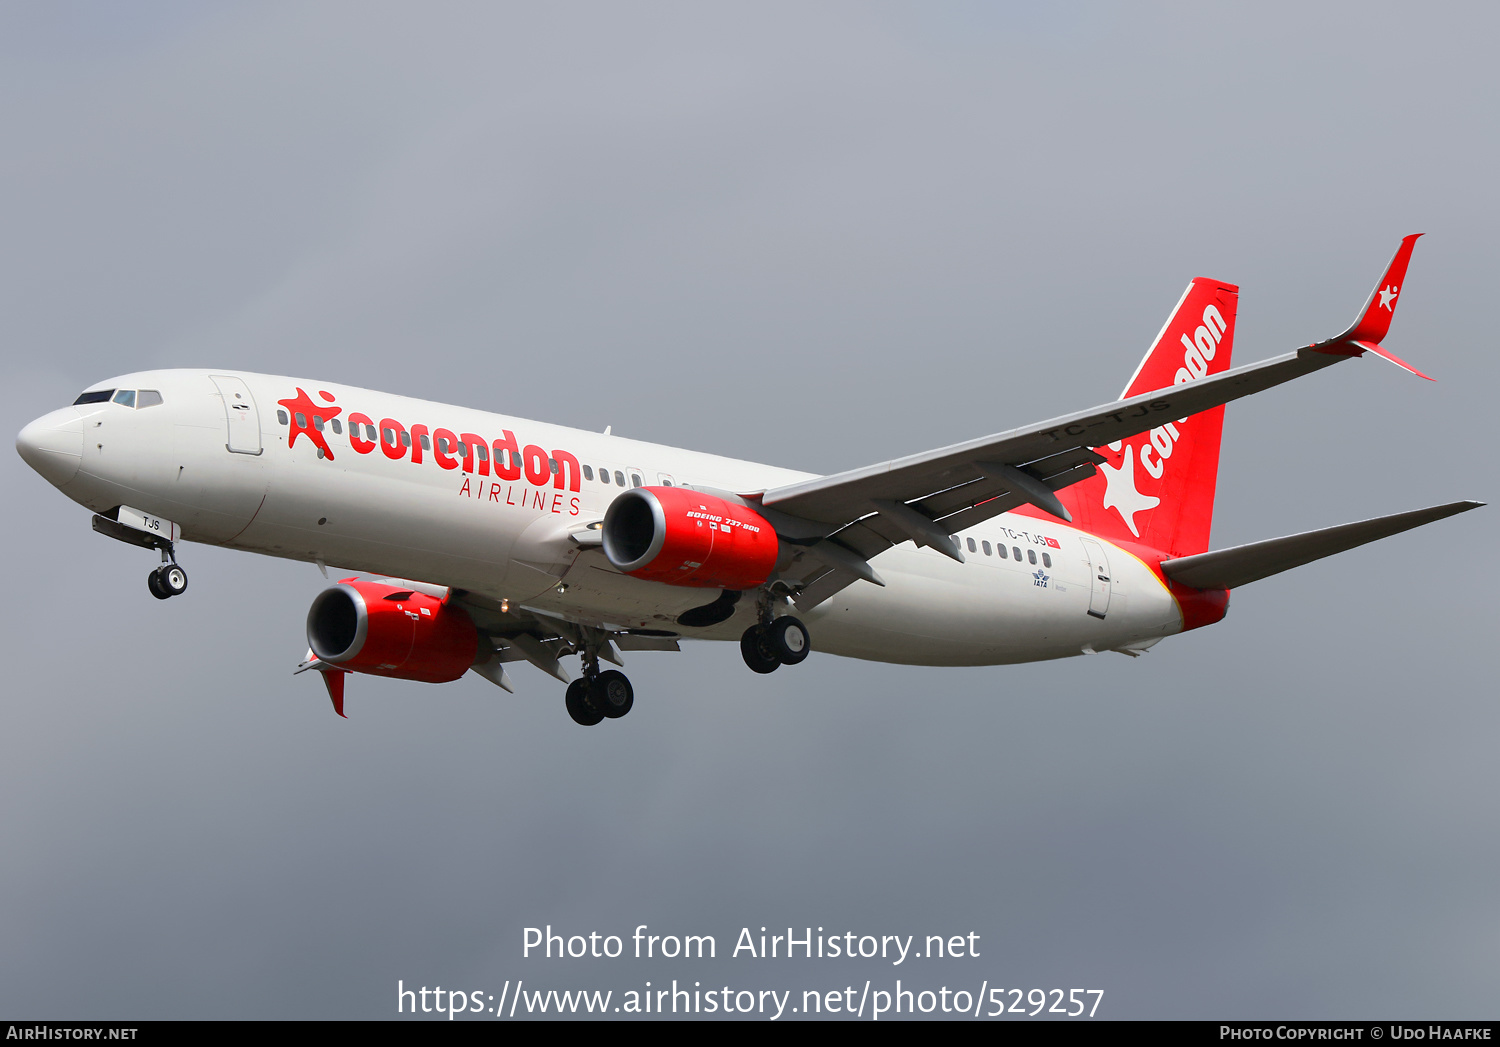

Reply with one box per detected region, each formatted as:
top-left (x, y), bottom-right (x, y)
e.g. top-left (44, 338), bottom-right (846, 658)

top-left (277, 387), bottom-right (342, 460)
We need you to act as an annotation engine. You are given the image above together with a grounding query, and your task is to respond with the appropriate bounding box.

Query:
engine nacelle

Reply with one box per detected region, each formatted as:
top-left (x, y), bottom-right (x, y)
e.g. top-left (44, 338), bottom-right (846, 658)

top-left (306, 580), bottom-right (478, 683)
top-left (602, 486), bottom-right (779, 590)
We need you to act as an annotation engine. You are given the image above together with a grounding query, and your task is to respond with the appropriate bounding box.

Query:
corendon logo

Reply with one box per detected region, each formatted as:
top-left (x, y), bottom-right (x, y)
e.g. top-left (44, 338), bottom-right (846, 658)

top-left (1097, 299), bottom-right (1231, 537)
top-left (281, 387), bottom-right (584, 509)
top-left (278, 388), bottom-right (342, 460)
top-left (1173, 303), bottom-right (1228, 385)
top-left (1097, 444), bottom-right (1159, 537)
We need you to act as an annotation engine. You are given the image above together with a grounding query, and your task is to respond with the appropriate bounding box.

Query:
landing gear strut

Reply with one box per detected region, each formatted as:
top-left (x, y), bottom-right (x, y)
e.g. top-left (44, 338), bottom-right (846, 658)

top-left (740, 614), bottom-right (811, 674)
top-left (565, 642), bottom-right (635, 726)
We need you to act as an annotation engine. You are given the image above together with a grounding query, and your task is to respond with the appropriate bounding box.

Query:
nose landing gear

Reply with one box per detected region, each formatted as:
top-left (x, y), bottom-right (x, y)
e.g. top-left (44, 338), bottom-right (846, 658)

top-left (90, 509), bottom-right (189, 601)
top-left (148, 561), bottom-right (189, 600)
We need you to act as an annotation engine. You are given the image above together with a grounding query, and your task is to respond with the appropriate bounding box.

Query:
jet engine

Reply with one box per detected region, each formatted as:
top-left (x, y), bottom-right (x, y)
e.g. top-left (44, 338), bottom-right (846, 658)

top-left (602, 486), bottom-right (779, 590)
top-left (306, 580), bottom-right (478, 683)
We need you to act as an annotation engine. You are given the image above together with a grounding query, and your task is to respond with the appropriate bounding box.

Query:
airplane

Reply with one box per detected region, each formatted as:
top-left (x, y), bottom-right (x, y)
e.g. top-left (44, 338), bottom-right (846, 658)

top-left (14, 235), bottom-right (1482, 726)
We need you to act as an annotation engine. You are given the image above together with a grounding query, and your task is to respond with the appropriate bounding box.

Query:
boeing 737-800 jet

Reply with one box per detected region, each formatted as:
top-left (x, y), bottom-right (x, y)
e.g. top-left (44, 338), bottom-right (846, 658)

top-left (15, 236), bottom-right (1481, 725)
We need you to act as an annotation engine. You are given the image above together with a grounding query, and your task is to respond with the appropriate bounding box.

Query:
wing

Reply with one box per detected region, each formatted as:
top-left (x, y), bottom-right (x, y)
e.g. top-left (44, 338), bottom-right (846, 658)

top-left (448, 586), bottom-right (679, 692)
top-left (743, 236), bottom-right (1429, 608)
top-left (312, 576), bottom-right (680, 694)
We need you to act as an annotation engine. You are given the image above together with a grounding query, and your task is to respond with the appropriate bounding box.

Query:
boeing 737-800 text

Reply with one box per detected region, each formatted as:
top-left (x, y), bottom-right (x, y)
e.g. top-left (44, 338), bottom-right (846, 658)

top-left (15, 236), bottom-right (1480, 724)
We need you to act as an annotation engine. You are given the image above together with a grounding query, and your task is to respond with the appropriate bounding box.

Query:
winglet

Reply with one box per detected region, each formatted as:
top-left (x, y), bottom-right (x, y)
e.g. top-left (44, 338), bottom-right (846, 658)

top-left (1349, 339), bottom-right (1434, 381)
top-left (1310, 234), bottom-right (1430, 378)
top-left (1339, 233), bottom-right (1421, 345)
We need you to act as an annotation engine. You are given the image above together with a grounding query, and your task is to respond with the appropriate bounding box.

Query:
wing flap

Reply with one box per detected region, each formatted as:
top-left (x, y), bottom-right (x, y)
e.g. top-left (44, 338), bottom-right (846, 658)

top-left (1160, 501), bottom-right (1482, 590)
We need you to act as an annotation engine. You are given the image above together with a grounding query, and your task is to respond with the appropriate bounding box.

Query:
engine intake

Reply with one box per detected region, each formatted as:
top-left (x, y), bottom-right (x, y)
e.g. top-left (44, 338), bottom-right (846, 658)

top-left (602, 487), bottom-right (779, 590)
top-left (307, 580), bottom-right (478, 683)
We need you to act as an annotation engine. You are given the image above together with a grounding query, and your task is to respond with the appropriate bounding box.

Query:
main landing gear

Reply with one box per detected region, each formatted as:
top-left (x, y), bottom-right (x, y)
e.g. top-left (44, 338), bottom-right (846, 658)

top-left (565, 643), bottom-right (635, 727)
top-left (740, 615), bottom-right (810, 674)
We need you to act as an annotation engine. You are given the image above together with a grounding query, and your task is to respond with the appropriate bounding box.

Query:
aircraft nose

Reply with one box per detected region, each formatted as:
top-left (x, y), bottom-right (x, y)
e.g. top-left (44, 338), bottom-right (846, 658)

top-left (16, 407), bottom-right (84, 488)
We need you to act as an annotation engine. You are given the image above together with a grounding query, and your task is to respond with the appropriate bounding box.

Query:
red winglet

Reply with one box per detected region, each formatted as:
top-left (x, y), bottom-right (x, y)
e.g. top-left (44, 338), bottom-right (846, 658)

top-left (322, 669), bottom-right (348, 717)
top-left (1339, 233), bottom-right (1422, 345)
top-left (1350, 340), bottom-right (1435, 381)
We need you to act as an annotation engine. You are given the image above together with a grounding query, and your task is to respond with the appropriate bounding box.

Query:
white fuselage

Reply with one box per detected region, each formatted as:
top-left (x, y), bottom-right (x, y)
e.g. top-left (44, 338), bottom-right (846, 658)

top-left (21, 370), bottom-right (1189, 665)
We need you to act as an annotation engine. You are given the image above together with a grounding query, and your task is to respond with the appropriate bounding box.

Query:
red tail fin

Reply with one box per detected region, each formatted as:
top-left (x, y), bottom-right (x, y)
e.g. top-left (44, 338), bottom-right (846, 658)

top-left (1057, 278), bottom-right (1239, 557)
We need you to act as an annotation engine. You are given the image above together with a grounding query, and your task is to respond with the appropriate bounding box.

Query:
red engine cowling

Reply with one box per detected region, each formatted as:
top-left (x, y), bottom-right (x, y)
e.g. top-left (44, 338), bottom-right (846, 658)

top-left (602, 486), bottom-right (780, 589)
top-left (306, 580), bottom-right (478, 683)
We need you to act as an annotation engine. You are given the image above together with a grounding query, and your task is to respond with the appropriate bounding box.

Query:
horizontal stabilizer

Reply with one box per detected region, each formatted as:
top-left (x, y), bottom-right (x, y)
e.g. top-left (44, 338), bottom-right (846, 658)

top-left (1160, 500), bottom-right (1482, 590)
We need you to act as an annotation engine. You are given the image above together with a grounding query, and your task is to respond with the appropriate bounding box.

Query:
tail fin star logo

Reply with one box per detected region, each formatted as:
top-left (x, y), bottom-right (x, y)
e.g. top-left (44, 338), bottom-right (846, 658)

top-left (1378, 284), bottom-right (1399, 310)
top-left (1098, 443), bottom-right (1160, 537)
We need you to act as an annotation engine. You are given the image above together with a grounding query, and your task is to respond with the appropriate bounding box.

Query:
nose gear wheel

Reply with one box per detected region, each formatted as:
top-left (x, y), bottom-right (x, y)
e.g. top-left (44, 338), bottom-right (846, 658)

top-left (147, 563), bottom-right (188, 599)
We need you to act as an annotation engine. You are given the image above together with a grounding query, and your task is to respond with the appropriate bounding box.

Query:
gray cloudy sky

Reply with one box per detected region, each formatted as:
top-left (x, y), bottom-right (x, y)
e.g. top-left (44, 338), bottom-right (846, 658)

top-left (3, 1), bottom-right (1496, 1020)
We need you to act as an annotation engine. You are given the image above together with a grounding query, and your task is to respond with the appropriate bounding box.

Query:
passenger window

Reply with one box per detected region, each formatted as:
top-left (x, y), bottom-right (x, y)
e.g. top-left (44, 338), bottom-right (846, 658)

top-left (295, 413), bottom-right (307, 427)
top-left (313, 415), bottom-right (325, 430)
top-left (966, 537), bottom-right (977, 553)
top-left (1027, 549), bottom-right (1037, 564)
top-left (112, 390), bottom-right (136, 408)
top-left (583, 465), bottom-right (594, 481)
top-left (331, 419), bottom-right (342, 434)
top-left (1042, 552), bottom-right (1052, 568)
top-left (997, 544), bottom-right (1007, 559)
top-left (1012, 547), bottom-right (1022, 560)
top-left (550, 458), bottom-right (559, 475)
top-left (73, 389), bottom-right (114, 405)
top-left (382, 427), bottom-right (394, 444)
top-left (420, 434), bottom-right (430, 450)
top-left (402, 431), bottom-right (412, 448)
top-left (136, 390), bottom-right (163, 409)
top-left (982, 541), bottom-right (992, 556)
top-left (277, 410), bottom-right (289, 425)
top-left (631, 473), bottom-right (642, 487)
top-left (476, 443), bottom-right (486, 459)
top-left (437, 437), bottom-right (450, 453)
top-left (614, 471), bottom-right (625, 486)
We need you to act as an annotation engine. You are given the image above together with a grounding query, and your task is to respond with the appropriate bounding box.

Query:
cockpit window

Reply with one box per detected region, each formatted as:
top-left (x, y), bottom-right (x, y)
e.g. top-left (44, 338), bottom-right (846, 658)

top-left (73, 389), bottom-right (114, 405)
top-left (112, 390), bottom-right (136, 408)
top-left (136, 390), bottom-right (163, 408)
